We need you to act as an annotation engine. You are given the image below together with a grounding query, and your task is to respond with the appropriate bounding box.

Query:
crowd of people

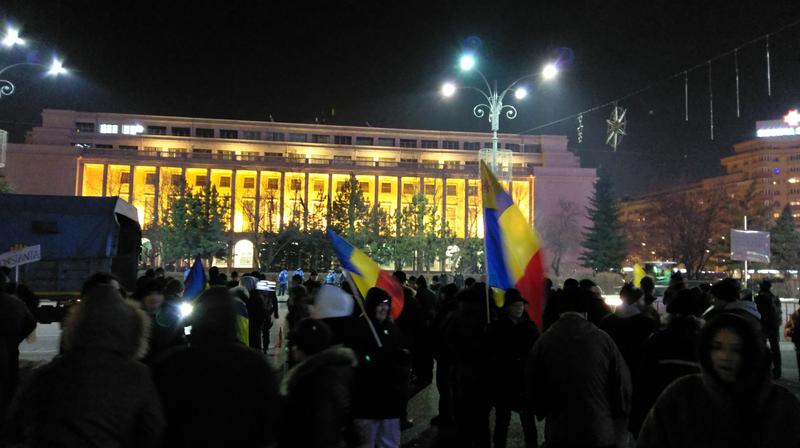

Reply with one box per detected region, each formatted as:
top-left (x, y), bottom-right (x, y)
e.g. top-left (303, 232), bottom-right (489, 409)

top-left (1, 265), bottom-right (800, 447)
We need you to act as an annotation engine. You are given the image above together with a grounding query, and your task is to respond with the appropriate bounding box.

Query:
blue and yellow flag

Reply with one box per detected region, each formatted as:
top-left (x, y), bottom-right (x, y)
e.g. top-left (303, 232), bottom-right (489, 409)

top-left (183, 256), bottom-right (206, 300)
top-left (481, 161), bottom-right (546, 327)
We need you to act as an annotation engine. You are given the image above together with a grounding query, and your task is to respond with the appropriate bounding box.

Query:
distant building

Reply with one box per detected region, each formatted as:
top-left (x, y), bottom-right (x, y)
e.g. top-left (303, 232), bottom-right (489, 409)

top-left (620, 110), bottom-right (800, 263)
top-left (1, 109), bottom-right (596, 270)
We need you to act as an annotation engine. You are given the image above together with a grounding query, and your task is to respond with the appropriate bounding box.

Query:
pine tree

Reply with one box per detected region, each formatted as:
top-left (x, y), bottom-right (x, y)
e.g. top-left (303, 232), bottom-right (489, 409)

top-left (580, 176), bottom-right (627, 271)
top-left (160, 182), bottom-right (228, 264)
top-left (771, 204), bottom-right (800, 271)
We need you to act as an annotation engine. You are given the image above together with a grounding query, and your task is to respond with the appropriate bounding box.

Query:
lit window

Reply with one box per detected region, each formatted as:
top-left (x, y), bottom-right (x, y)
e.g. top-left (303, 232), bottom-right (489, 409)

top-left (145, 173), bottom-right (156, 185)
top-left (99, 123), bottom-right (118, 134)
top-left (291, 179), bottom-right (302, 191)
top-left (220, 176), bottom-right (231, 188)
top-left (381, 183), bottom-right (392, 193)
top-left (267, 179), bottom-right (279, 190)
top-left (243, 178), bottom-right (256, 189)
top-left (359, 182), bottom-right (370, 192)
top-left (121, 124), bottom-right (144, 135)
top-left (313, 181), bottom-right (324, 192)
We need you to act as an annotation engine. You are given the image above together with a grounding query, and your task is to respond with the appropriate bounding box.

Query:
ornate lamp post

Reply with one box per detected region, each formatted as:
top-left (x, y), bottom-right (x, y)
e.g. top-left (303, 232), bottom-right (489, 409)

top-left (441, 54), bottom-right (558, 182)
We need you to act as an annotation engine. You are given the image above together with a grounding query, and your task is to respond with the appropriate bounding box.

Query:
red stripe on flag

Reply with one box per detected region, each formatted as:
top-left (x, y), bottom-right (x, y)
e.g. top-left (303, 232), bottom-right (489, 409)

top-left (376, 270), bottom-right (405, 320)
top-left (515, 251), bottom-right (546, 328)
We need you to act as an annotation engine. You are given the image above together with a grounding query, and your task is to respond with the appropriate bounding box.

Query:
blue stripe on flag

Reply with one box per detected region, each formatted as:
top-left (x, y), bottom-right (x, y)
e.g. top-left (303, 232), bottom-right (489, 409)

top-left (483, 208), bottom-right (514, 290)
top-left (326, 229), bottom-right (364, 277)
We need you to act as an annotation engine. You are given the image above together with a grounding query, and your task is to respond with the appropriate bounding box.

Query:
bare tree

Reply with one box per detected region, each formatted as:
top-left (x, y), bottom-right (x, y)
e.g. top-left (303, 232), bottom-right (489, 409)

top-left (541, 200), bottom-right (581, 277)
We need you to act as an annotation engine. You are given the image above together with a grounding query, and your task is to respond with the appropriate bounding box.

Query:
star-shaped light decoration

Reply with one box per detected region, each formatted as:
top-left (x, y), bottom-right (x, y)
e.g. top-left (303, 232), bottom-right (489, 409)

top-left (784, 109), bottom-right (800, 128)
top-left (606, 105), bottom-right (627, 151)
top-left (576, 113), bottom-right (584, 143)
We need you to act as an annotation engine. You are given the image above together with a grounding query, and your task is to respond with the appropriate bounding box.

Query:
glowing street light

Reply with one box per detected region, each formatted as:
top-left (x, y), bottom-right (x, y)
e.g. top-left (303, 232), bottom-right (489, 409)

top-left (1, 27), bottom-right (25, 48)
top-left (541, 63), bottom-right (559, 80)
top-left (441, 53), bottom-right (560, 179)
top-left (47, 58), bottom-right (67, 76)
top-left (459, 54), bottom-right (476, 71)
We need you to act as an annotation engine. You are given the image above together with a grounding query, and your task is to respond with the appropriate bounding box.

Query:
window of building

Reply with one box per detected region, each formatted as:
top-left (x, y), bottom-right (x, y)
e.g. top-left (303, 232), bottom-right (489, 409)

top-left (421, 140), bottom-right (438, 149)
top-left (172, 127), bottom-right (191, 136)
top-left (289, 133), bottom-right (307, 142)
top-left (355, 136), bottom-right (374, 146)
top-left (144, 146), bottom-right (161, 152)
top-left (446, 207), bottom-right (456, 220)
top-left (463, 142), bottom-right (480, 150)
top-left (73, 143), bottom-right (91, 149)
top-left (467, 185), bottom-right (478, 196)
top-left (75, 122), bottom-right (95, 133)
top-left (267, 178), bottom-right (279, 190)
top-left (399, 139), bottom-right (417, 148)
top-left (242, 130), bottom-right (261, 140)
top-left (403, 183), bottom-right (416, 195)
top-left (313, 181), bottom-right (324, 192)
top-left (195, 175), bottom-right (208, 186)
top-left (381, 182), bottom-right (392, 193)
top-left (220, 129), bottom-right (238, 139)
top-left (523, 144), bottom-right (542, 153)
top-left (312, 134), bottom-right (330, 144)
top-left (265, 152), bottom-right (282, 158)
top-left (239, 151), bottom-right (260, 161)
top-left (444, 160), bottom-right (460, 169)
top-left (99, 123), bottom-right (118, 134)
top-left (377, 137), bottom-right (395, 147)
top-left (447, 184), bottom-right (457, 196)
top-left (422, 160), bottom-right (438, 168)
top-left (119, 172), bottom-right (131, 184)
top-left (400, 158), bottom-right (417, 164)
top-left (505, 143), bottom-right (520, 152)
top-left (243, 177), bottom-right (256, 189)
top-left (291, 179), bottom-right (302, 191)
top-left (145, 173), bottom-right (157, 185)
top-left (217, 150), bottom-right (234, 160)
top-left (119, 145), bottom-right (138, 151)
top-left (359, 182), bottom-right (370, 192)
top-left (334, 155), bottom-right (352, 162)
top-left (334, 135), bottom-right (352, 145)
top-left (442, 140), bottom-right (459, 149)
top-left (195, 128), bottom-right (215, 138)
top-left (96, 144), bottom-right (113, 149)
top-left (424, 184), bottom-right (436, 195)
top-left (337, 181), bottom-right (348, 192)
top-left (219, 176), bottom-right (232, 188)
top-left (171, 176), bottom-right (183, 187)
top-left (193, 148), bottom-right (212, 154)
top-left (791, 154), bottom-right (800, 161)
top-left (483, 142), bottom-right (493, 148)
top-left (146, 125), bottom-right (167, 135)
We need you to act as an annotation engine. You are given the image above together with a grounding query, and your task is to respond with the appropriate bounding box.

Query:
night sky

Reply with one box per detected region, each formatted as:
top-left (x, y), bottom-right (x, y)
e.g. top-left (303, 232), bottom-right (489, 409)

top-left (1, 0), bottom-right (798, 197)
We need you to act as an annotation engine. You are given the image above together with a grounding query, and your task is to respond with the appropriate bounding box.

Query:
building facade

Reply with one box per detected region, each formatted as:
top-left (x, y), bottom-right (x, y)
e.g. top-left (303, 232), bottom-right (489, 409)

top-left (620, 111), bottom-right (800, 264)
top-left (2, 109), bottom-right (596, 270)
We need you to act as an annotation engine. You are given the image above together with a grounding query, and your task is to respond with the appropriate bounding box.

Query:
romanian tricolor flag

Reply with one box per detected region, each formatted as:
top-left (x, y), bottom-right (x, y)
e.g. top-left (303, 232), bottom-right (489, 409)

top-left (327, 229), bottom-right (405, 320)
top-left (481, 161), bottom-right (546, 326)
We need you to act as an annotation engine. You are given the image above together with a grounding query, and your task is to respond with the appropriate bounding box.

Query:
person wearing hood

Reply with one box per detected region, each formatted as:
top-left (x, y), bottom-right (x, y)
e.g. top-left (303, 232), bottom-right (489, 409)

top-left (0, 270), bottom-right (36, 427)
top-left (134, 278), bottom-right (181, 364)
top-left (351, 287), bottom-right (409, 448)
top-left (629, 288), bottom-right (703, 438)
top-left (312, 284), bottom-right (357, 347)
top-left (3, 284), bottom-right (164, 447)
top-left (151, 287), bottom-right (279, 448)
top-left (755, 279), bottom-right (783, 379)
top-left (430, 282), bottom-right (459, 426)
top-left (636, 312), bottom-right (800, 447)
top-left (526, 287), bottom-right (631, 448)
top-left (280, 318), bottom-right (359, 448)
top-left (232, 275), bottom-right (267, 352)
top-left (412, 275), bottom-right (437, 387)
top-left (488, 289), bottom-right (540, 448)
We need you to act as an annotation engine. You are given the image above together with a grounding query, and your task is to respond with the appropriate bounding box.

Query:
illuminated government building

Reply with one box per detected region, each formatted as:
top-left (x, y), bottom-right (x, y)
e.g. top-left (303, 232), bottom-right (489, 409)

top-left (1, 109), bottom-right (596, 269)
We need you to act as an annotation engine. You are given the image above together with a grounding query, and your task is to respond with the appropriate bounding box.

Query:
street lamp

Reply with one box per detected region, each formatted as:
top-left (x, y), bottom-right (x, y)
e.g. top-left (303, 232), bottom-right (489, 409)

top-left (0, 58), bottom-right (68, 99)
top-left (441, 53), bottom-right (559, 181)
top-left (1, 27), bottom-right (25, 48)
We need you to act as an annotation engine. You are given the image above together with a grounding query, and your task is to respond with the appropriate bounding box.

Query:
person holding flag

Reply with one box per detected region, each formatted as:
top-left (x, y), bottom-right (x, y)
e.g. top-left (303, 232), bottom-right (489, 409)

top-left (480, 161), bottom-right (546, 327)
top-left (183, 256), bottom-right (249, 345)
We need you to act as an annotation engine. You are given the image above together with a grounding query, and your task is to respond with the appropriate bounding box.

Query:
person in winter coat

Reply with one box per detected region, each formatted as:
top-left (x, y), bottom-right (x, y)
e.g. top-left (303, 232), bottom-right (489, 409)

top-left (280, 318), bottom-right (359, 448)
top-left (638, 276), bottom-right (660, 324)
top-left (0, 271), bottom-right (36, 427)
top-left (134, 278), bottom-right (181, 364)
top-left (526, 287), bottom-right (631, 448)
top-left (312, 284), bottom-right (357, 348)
top-left (629, 289), bottom-right (702, 437)
top-left (430, 282), bottom-right (459, 426)
top-left (234, 275), bottom-right (267, 352)
top-left (3, 284), bottom-right (165, 447)
top-left (351, 287), bottom-right (410, 448)
top-left (488, 289), bottom-right (539, 448)
top-left (447, 283), bottom-right (493, 448)
top-left (412, 275), bottom-right (437, 386)
top-left (637, 312), bottom-right (800, 447)
top-left (755, 279), bottom-right (783, 378)
top-left (786, 308), bottom-right (800, 374)
top-left (151, 287), bottom-right (279, 448)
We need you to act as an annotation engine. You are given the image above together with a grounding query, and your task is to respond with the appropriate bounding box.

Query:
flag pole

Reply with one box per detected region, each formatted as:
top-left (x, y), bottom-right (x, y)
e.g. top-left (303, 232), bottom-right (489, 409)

top-left (344, 271), bottom-right (383, 348)
top-left (483, 248), bottom-right (491, 324)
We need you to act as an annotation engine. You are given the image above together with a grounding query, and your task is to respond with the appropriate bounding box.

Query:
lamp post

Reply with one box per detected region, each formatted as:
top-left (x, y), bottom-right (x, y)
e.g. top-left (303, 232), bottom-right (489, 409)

top-left (442, 54), bottom-right (558, 182)
top-left (0, 26), bottom-right (68, 169)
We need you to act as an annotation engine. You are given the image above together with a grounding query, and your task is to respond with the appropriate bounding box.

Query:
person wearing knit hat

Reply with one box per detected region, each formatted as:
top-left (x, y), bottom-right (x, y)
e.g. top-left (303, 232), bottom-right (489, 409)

top-left (4, 284), bottom-right (165, 447)
top-left (637, 312), bottom-right (800, 447)
top-left (281, 318), bottom-right (358, 448)
top-left (312, 284), bottom-right (357, 347)
top-left (488, 288), bottom-right (539, 448)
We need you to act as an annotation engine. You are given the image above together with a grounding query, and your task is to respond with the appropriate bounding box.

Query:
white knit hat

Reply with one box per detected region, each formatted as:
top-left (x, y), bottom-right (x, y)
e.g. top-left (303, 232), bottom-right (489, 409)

top-left (312, 284), bottom-right (354, 319)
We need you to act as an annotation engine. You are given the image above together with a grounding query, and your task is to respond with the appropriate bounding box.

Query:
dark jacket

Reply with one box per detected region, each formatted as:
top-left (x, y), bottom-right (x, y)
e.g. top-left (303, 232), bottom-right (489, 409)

top-left (351, 318), bottom-right (409, 419)
top-left (630, 315), bottom-right (701, 436)
top-left (280, 347), bottom-right (358, 448)
top-left (152, 342), bottom-right (279, 447)
top-left (0, 292), bottom-right (35, 416)
top-left (526, 312), bottom-right (631, 447)
top-left (599, 307), bottom-right (659, 378)
top-left (755, 290), bottom-right (782, 331)
top-left (489, 315), bottom-right (539, 409)
top-left (3, 286), bottom-right (164, 448)
top-left (142, 301), bottom-right (186, 364)
top-left (637, 313), bottom-right (800, 447)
